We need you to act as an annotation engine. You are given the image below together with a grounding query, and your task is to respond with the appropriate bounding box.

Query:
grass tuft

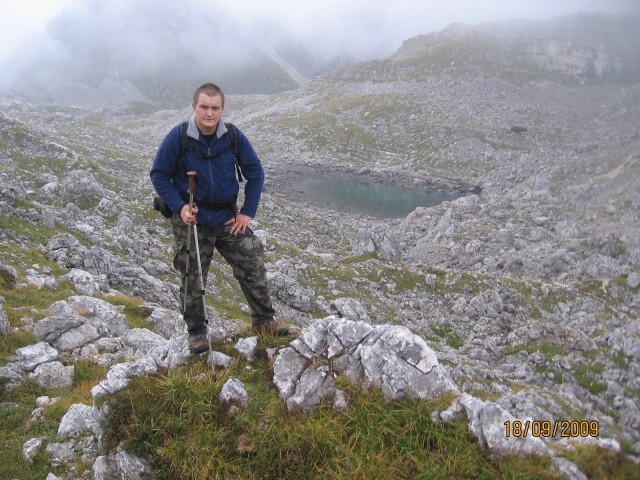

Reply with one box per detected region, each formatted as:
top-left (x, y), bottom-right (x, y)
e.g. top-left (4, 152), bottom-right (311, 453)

top-left (98, 294), bottom-right (152, 329)
top-left (103, 341), bottom-right (571, 480)
top-left (564, 445), bottom-right (640, 480)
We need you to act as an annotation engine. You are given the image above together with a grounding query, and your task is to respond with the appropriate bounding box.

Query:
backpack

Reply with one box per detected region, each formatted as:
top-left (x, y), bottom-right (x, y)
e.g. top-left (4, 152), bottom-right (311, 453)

top-left (153, 121), bottom-right (243, 218)
top-left (178, 121), bottom-right (244, 183)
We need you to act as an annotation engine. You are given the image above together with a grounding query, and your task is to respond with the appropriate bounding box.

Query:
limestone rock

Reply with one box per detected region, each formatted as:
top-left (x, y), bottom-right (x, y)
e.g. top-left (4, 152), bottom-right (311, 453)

top-left (220, 378), bottom-right (250, 410)
top-left (0, 294), bottom-right (10, 334)
top-left (29, 361), bottom-right (74, 389)
top-left (273, 317), bottom-right (459, 413)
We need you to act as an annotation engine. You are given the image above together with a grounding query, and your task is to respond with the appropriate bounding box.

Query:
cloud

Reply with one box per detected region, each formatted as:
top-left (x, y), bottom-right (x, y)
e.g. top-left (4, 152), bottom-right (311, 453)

top-left (0, 0), bottom-right (637, 96)
top-left (0, 0), bottom-right (70, 59)
top-left (191, 0), bottom-right (640, 59)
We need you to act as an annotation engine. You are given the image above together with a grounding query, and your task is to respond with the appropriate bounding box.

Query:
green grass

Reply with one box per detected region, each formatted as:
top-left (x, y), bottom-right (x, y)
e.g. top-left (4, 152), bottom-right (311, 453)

top-left (98, 293), bottom-right (152, 329)
top-left (0, 168), bottom-right (636, 479)
top-left (564, 445), bottom-right (640, 480)
top-left (432, 323), bottom-right (465, 349)
top-left (0, 361), bottom-right (108, 480)
top-left (0, 329), bottom-right (39, 364)
top-left (2, 276), bottom-right (638, 479)
top-left (534, 364), bottom-right (564, 384)
top-left (104, 356), bottom-right (565, 480)
top-left (504, 341), bottom-right (567, 360)
top-left (0, 212), bottom-right (92, 275)
top-left (0, 381), bottom-right (67, 480)
top-left (1, 283), bottom-right (76, 329)
top-left (340, 252), bottom-right (378, 265)
top-left (0, 216), bottom-right (62, 250)
top-left (0, 269), bottom-right (110, 479)
top-left (574, 363), bottom-right (608, 396)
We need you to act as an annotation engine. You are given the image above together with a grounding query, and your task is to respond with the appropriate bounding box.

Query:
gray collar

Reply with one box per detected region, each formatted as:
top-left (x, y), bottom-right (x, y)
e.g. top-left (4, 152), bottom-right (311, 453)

top-left (186, 115), bottom-right (228, 140)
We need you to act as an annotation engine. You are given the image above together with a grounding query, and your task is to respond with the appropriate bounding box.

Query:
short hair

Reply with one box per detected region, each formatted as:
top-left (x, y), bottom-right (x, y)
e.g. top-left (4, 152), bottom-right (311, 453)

top-left (192, 83), bottom-right (225, 106)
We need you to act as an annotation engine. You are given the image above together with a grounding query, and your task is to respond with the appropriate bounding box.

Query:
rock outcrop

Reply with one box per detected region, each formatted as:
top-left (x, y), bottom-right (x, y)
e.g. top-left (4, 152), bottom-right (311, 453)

top-left (6, 313), bottom-right (617, 478)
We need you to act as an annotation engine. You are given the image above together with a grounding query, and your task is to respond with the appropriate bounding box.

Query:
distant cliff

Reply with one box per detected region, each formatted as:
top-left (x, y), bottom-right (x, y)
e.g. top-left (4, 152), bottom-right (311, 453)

top-left (398, 13), bottom-right (640, 79)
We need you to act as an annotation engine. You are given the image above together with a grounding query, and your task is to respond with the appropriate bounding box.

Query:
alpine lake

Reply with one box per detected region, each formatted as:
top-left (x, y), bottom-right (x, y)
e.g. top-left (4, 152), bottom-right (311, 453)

top-left (301, 178), bottom-right (464, 218)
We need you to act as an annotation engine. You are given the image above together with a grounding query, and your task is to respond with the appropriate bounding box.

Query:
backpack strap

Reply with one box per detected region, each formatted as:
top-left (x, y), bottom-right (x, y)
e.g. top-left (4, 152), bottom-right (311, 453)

top-left (177, 121), bottom-right (243, 183)
top-left (225, 122), bottom-right (244, 183)
top-left (177, 121), bottom-right (189, 179)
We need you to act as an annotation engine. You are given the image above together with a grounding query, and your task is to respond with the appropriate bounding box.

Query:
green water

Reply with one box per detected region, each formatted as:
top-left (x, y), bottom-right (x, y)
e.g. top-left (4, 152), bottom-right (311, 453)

top-left (302, 178), bottom-right (463, 218)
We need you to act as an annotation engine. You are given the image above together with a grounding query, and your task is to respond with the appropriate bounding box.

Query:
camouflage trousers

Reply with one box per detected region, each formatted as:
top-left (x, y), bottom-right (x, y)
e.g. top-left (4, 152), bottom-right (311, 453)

top-left (171, 214), bottom-right (275, 335)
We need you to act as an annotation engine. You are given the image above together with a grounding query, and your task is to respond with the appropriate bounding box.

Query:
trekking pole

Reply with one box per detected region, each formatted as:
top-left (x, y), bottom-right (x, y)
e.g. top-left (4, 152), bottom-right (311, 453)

top-left (182, 173), bottom-right (195, 315)
top-left (186, 172), bottom-right (209, 338)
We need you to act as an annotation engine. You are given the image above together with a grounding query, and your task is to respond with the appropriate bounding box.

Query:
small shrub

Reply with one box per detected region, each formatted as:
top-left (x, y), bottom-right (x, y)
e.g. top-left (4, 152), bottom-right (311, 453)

top-left (574, 363), bottom-right (607, 395)
top-left (98, 294), bottom-right (151, 329)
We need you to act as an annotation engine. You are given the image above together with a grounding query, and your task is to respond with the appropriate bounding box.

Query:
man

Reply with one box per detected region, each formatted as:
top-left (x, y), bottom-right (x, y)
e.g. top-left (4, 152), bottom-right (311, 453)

top-left (150, 82), bottom-right (288, 354)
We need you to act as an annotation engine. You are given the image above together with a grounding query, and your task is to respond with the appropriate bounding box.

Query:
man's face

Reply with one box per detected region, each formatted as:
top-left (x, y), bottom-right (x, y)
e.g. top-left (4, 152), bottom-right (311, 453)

top-left (192, 93), bottom-right (224, 135)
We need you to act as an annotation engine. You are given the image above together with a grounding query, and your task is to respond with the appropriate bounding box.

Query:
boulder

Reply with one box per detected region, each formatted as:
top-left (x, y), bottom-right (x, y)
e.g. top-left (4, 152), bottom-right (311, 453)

top-left (273, 317), bottom-right (459, 413)
top-left (29, 361), bottom-right (74, 389)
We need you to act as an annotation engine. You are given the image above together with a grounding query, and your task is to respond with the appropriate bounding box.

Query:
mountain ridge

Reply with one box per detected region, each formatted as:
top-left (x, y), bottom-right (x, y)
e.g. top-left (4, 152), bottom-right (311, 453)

top-left (396, 12), bottom-right (640, 79)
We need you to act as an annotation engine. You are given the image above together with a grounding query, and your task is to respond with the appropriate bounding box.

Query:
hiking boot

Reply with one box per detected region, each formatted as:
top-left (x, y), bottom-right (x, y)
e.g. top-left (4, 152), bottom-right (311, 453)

top-left (252, 319), bottom-right (290, 337)
top-left (189, 333), bottom-right (209, 354)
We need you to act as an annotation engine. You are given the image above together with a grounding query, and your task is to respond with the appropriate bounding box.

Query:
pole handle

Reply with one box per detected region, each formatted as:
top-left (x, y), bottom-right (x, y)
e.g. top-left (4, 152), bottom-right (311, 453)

top-left (187, 171), bottom-right (197, 196)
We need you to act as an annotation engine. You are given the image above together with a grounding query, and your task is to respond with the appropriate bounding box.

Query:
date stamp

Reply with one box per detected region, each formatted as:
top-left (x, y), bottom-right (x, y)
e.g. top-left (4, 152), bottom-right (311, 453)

top-left (504, 420), bottom-right (599, 438)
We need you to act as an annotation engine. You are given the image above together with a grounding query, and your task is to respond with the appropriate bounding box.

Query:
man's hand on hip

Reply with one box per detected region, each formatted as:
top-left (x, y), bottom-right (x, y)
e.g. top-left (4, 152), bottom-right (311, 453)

top-left (226, 213), bottom-right (251, 235)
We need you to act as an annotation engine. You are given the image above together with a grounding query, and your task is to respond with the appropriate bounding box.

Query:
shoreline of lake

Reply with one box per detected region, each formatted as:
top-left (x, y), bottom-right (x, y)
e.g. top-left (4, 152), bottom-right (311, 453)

top-left (300, 178), bottom-right (465, 218)
top-left (263, 163), bottom-right (479, 218)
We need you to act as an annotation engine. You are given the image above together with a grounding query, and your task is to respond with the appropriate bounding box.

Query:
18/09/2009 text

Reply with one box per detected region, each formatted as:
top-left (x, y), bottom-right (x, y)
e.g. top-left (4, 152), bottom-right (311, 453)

top-left (504, 420), bottom-right (599, 438)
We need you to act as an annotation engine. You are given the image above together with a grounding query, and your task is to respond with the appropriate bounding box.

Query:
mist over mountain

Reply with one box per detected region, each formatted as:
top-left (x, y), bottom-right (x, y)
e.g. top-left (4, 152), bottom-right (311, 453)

top-left (0, 0), bottom-right (404, 110)
top-left (2, 4), bottom-right (300, 109)
top-left (2, 1), bottom-right (638, 112)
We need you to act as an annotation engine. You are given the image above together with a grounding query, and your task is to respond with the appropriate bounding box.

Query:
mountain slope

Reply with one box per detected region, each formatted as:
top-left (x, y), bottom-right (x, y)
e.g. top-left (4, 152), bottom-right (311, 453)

top-left (0, 13), bottom-right (639, 477)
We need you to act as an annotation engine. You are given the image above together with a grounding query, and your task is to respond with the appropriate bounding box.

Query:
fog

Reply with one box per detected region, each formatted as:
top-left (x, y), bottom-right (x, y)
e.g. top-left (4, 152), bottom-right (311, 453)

top-left (0, 0), bottom-right (638, 99)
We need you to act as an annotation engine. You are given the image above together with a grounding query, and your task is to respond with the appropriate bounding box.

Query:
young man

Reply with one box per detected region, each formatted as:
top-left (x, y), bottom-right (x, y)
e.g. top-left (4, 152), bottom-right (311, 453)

top-left (150, 83), bottom-right (288, 354)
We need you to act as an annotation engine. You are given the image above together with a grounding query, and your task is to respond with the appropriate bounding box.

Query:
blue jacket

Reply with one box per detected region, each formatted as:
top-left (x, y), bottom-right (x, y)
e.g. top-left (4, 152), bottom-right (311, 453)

top-left (150, 116), bottom-right (265, 228)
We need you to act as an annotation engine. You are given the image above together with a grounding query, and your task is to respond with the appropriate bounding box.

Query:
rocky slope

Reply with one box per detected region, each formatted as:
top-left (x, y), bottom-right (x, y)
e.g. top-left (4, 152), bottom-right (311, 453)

top-left (1, 12), bottom-right (639, 477)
